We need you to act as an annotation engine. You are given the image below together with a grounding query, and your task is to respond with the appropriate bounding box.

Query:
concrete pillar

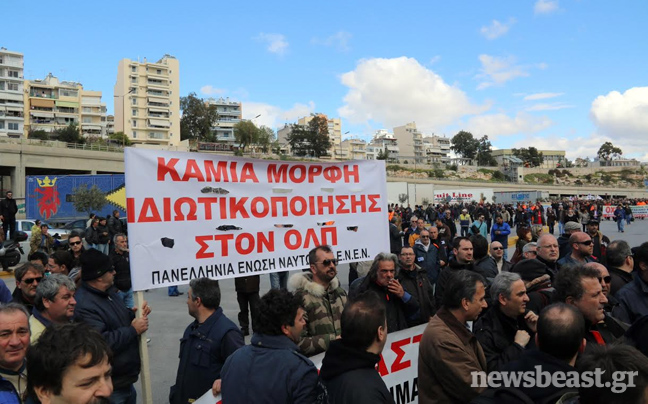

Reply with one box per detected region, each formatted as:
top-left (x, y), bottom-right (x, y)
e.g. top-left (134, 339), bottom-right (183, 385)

top-left (10, 155), bottom-right (26, 199)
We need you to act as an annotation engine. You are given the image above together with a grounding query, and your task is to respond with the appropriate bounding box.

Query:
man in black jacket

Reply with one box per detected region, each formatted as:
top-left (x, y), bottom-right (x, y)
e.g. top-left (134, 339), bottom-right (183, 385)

top-left (74, 248), bottom-right (151, 404)
top-left (435, 237), bottom-right (473, 307)
top-left (607, 240), bottom-right (634, 295)
top-left (474, 272), bottom-right (538, 372)
top-left (110, 233), bottom-right (133, 308)
top-left (0, 191), bottom-right (18, 240)
top-left (349, 252), bottom-right (419, 333)
top-left (398, 246), bottom-right (435, 326)
top-left (320, 292), bottom-right (393, 404)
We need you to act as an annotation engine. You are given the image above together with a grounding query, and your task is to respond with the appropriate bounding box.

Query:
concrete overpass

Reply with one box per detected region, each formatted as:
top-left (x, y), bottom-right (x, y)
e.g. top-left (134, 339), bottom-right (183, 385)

top-left (1, 138), bottom-right (645, 202)
top-left (0, 139), bottom-right (124, 198)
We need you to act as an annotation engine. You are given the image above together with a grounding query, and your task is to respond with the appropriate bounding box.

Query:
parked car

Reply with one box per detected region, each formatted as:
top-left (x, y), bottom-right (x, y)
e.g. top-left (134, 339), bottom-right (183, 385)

top-left (15, 219), bottom-right (71, 239)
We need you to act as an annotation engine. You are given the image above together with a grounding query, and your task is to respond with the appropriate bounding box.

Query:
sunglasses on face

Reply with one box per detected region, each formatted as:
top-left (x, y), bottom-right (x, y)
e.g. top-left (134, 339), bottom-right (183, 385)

top-left (420, 236), bottom-right (430, 238)
top-left (492, 247), bottom-right (504, 251)
top-left (319, 259), bottom-right (339, 267)
top-left (598, 276), bottom-right (612, 283)
top-left (577, 240), bottom-right (593, 246)
top-left (69, 241), bottom-right (82, 246)
top-left (23, 277), bottom-right (43, 285)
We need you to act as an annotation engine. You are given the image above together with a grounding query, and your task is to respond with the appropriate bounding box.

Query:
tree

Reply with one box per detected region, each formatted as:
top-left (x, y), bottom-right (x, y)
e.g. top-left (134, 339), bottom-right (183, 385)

top-left (28, 129), bottom-right (50, 140)
top-left (475, 135), bottom-right (498, 166)
top-left (257, 126), bottom-right (275, 153)
top-left (451, 131), bottom-right (479, 162)
top-left (55, 123), bottom-right (84, 144)
top-left (286, 114), bottom-right (332, 158)
top-left (72, 184), bottom-right (107, 216)
top-left (109, 131), bottom-right (132, 146)
top-left (376, 149), bottom-right (389, 160)
top-left (597, 142), bottom-right (622, 165)
top-left (180, 93), bottom-right (219, 141)
top-left (574, 157), bottom-right (589, 167)
top-left (512, 147), bottom-right (544, 167)
top-left (233, 120), bottom-right (259, 152)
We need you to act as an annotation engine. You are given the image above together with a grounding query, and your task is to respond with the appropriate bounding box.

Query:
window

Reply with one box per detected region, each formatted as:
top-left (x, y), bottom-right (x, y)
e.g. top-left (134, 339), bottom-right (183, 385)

top-left (0, 122), bottom-right (4, 129)
top-left (83, 117), bottom-right (92, 123)
top-left (131, 65), bottom-right (137, 72)
top-left (7, 83), bottom-right (18, 91)
top-left (131, 77), bottom-right (137, 83)
top-left (0, 82), bottom-right (4, 90)
top-left (132, 131), bottom-right (137, 138)
top-left (8, 122), bottom-right (19, 130)
top-left (157, 69), bottom-right (162, 74)
top-left (131, 98), bottom-right (137, 106)
top-left (8, 71), bottom-right (19, 78)
top-left (132, 120), bottom-right (137, 127)
top-left (132, 109), bottom-right (137, 116)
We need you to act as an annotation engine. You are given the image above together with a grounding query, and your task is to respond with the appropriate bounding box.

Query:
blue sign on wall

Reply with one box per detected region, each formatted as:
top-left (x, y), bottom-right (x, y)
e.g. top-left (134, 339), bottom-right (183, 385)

top-left (26, 174), bottom-right (126, 221)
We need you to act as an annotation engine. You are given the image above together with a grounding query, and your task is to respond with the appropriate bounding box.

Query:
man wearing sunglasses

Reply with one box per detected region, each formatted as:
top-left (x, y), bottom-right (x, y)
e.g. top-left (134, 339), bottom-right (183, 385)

top-left (557, 232), bottom-right (596, 267)
top-left (584, 262), bottom-right (618, 314)
top-left (10, 262), bottom-right (45, 314)
top-left (288, 245), bottom-right (347, 356)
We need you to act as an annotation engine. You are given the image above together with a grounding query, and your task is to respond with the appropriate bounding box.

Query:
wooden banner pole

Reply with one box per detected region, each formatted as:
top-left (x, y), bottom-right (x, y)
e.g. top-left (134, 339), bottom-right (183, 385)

top-left (135, 291), bottom-right (153, 404)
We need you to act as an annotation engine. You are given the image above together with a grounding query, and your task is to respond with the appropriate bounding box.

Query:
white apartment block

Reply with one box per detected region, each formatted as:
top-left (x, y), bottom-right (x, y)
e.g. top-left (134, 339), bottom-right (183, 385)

top-left (393, 122), bottom-right (425, 163)
top-left (207, 97), bottom-right (242, 144)
top-left (340, 138), bottom-right (367, 160)
top-left (106, 115), bottom-right (115, 135)
top-left (25, 74), bottom-right (105, 139)
top-left (366, 130), bottom-right (399, 161)
top-left (114, 55), bottom-right (180, 146)
top-left (423, 134), bottom-right (451, 164)
top-left (0, 48), bottom-right (24, 138)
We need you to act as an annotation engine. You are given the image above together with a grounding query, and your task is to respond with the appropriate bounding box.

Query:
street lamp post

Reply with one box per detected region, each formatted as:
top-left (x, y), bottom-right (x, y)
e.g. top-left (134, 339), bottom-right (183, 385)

top-left (342, 131), bottom-right (349, 160)
top-left (113, 87), bottom-right (135, 148)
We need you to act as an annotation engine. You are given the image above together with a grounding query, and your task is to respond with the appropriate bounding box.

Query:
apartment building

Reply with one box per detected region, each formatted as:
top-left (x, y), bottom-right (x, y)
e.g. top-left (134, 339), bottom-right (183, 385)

top-left (491, 149), bottom-right (566, 169)
top-left (340, 138), bottom-right (367, 160)
top-left (366, 130), bottom-right (399, 161)
top-left (114, 55), bottom-right (180, 146)
top-left (0, 48), bottom-right (24, 138)
top-left (423, 134), bottom-right (451, 164)
top-left (393, 122), bottom-right (425, 164)
top-left (24, 73), bottom-right (106, 138)
top-left (80, 90), bottom-right (107, 137)
top-left (106, 115), bottom-right (115, 135)
top-left (207, 97), bottom-right (242, 145)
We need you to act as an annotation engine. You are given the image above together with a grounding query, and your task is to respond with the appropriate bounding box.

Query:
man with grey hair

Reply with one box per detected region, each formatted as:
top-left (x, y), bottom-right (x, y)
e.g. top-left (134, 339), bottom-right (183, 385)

top-left (606, 239), bottom-right (634, 295)
top-left (474, 271), bottom-right (539, 371)
top-left (0, 303), bottom-right (30, 401)
top-left (536, 233), bottom-right (561, 280)
top-left (350, 252), bottom-right (419, 333)
top-left (522, 241), bottom-right (538, 260)
top-left (111, 233), bottom-right (133, 308)
top-left (30, 274), bottom-right (76, 342)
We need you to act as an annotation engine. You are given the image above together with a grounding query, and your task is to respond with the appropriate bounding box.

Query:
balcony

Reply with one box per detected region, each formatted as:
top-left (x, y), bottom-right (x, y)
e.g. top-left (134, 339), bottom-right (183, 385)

top-left (148, 132), bottom-right (166, 139)
top-left (82, 109), bottom-right (102, 116)
top-left (0, 58), bottom-right (23, 68)
top-left (30, 91), bottom-right (56, 99)
top-left (146, 79), bottom-right (168, 88)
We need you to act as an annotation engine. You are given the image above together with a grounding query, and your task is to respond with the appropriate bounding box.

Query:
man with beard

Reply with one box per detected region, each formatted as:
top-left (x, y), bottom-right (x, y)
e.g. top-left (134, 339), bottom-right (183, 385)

top-left (435, 237), bottom-right (474, 308)
top-left (26, 323), bottom-right (113, 404)
top-left (474, 272), bottom-right (538, 372)
top-left (557, 232), bottom-right (597, 267)
top-left (490, 241), bottom-right (512, 273)
top-left (288, 245), bottom-right (347, 356)
top-left (585, 219), bottom-right (609, 264)
top-left (350, 253), bottom-right (419, 333)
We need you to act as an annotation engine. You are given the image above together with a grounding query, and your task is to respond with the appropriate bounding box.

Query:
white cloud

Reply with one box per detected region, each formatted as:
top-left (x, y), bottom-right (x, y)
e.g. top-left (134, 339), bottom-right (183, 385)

top-left (590, 87), bottom-right (648, 139)
top-left (476, 55), bottom-right (530, 89)
top-left (254, 33), bottom-right (289, 55)
top-left (242, 101), bottom-right (315, 129)
top-left (338, 57), bottom-right (488, 133)
top-left (534, 0), bottom-right (559, 15)
top-left (526, 103), bottom-right (574, 111)
top-left (200, 85), bottom-right (226, 96)
top-left (429, 55), bottom-right (442, 65)
top-left (464, 112), bottom-right (553, 139)
top-left (480, 18), bottom-right (516, 40)
top-left (311, 31), bottom-right (352, 52)
top-left (523, 92), bottom-right (564, 101)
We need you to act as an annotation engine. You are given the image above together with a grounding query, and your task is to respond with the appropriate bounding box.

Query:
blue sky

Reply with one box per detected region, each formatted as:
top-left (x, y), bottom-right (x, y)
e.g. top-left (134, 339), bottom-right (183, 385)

top-left (4, 0), bottom-right (647, 160)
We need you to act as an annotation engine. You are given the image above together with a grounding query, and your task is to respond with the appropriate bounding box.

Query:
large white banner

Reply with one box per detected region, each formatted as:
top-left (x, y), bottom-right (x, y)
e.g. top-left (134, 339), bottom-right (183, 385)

top-left (197, 324), bottom-right (426, 404)
top-left (602, 204), bottom-right (648, 219)
top-left (125, 149), bottom-right (389, 291)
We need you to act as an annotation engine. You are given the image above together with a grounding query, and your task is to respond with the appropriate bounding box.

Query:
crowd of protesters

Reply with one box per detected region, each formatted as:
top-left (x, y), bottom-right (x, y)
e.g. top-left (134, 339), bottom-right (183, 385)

top-left (1, 191), bottom-right (648, 403)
